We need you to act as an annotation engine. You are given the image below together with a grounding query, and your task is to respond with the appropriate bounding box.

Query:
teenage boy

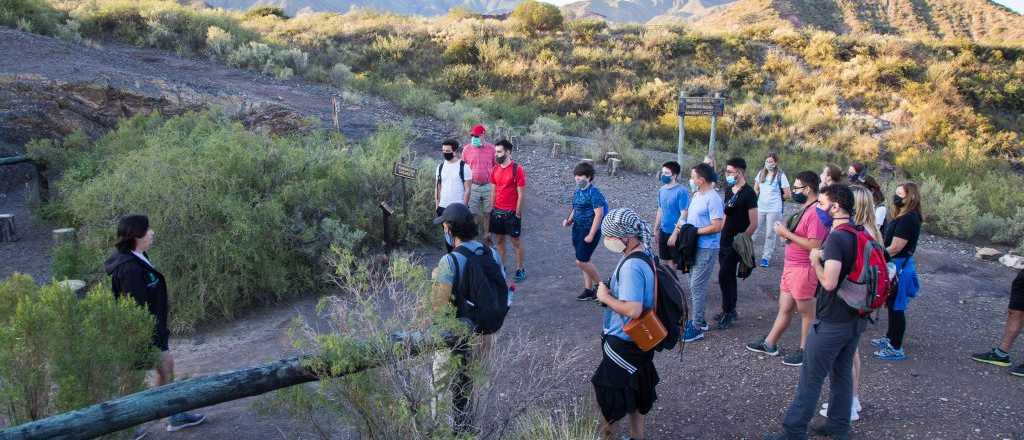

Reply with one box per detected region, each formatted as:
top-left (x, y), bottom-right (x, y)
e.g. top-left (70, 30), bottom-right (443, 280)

top-left (716, 158), bottom-right (758, 330)
top-left (462, 124), bottom-right (496, 237)
top-left (436, 139), bottom-right (472, 252)
top-left (656, 161), bottom-right (689, 270)
top-left (490, 140), bottom-right (527, 283)
top-left (681, 163), bottom-right (724, 343)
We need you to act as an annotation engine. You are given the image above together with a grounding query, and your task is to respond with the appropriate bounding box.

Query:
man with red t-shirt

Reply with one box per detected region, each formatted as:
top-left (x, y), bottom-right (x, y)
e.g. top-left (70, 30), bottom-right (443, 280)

top-left (490, 139), bottom-right (527, 282)
top-left (461, 124), bottom-right (497, 237)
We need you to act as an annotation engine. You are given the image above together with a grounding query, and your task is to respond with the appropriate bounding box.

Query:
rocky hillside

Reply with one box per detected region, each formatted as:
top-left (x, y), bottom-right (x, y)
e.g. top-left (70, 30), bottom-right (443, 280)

top-left (204, 0), bottom-right (520, 16)
top-left (560, 0), bottom-right (734, 22)
top-left (694, 0), bottom-right (1024, 43)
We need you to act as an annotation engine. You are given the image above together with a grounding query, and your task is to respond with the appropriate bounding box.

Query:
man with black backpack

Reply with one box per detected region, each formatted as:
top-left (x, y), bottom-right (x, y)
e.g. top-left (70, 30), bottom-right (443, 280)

top-left (436, 139), bottom-right (472, 252)
top-left (430, 203), bottom-right (512, 434)
top-left (765, 184), bottom-right (867, 440)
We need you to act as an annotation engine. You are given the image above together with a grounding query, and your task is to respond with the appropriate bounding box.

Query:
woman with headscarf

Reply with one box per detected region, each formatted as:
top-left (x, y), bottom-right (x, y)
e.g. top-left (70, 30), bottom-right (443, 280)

top-left (592, 208), bottom-right (659, 440)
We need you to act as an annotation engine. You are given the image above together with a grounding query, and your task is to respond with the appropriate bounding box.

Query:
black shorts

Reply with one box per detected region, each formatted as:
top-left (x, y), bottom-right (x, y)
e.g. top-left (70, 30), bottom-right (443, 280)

top-left (1011, 270), bottom-right (1024, 311)
top-left (489, 209), bottom-right (521, 238)
top-left (591, 336), bottom-right (659, 424)
top-left (658, 230), bottom-right (678, 262)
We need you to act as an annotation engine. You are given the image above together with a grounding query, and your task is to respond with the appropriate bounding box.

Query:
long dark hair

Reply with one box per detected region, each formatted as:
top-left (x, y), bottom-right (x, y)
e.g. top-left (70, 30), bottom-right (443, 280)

top-left (115, 214), bottom-right (149, 253)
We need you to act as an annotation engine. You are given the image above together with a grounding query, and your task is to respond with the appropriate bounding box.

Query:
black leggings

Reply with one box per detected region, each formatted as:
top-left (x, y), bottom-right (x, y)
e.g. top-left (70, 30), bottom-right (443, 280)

top-left (718, 247), bottom-right (740, 314)
top-left (886, 306), bottom-right (907, 350)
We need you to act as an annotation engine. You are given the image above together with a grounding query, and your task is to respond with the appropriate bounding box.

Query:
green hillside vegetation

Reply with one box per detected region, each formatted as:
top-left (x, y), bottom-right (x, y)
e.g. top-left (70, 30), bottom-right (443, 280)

top-left (3, 0), bottom-right (1024, 252)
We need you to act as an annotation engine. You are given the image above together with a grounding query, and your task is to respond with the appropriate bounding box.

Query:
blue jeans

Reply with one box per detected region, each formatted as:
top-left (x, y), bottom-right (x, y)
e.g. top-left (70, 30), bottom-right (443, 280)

top-left (689, 247), bottom-right (718, 326)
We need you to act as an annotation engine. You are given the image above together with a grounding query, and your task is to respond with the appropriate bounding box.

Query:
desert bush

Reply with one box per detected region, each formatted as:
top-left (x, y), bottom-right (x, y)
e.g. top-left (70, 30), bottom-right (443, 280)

top-left (527, 115), bottom-right (565, 146)
top-left (260, 249), bottom-right (585, 439)
top-left (992, 207), bottom-right (1024, 245)
top-left (443, 38), bottom-right (480, 65)
top-left (586, 126), bottom-right (653, 173)
top-left (243, 6), bottom-right (287, 20)
top-left (44, 111), bottom-right (432, 332)
top-left (0, 275), bottom-right (155, 425)
top-left (0, 0), bottom-right (65, 36)
top-left (511, 0), bottom-right (563, 33)
top-left (435, 100), bottom-right (488, 130)
top-left (924, 181), bottom-right (979, 238)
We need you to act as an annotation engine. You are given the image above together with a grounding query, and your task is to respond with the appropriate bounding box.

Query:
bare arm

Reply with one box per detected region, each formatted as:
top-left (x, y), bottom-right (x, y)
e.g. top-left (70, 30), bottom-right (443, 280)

top-left (588, 207), bottom-right (604, 240)
top-left (775, 221), bottom-right (822, 251)
top-left (462, 180), bottom-right (471, 205)
top-left (435, 181), bottom-right (441, 208)
top-left (782, 187), bottom-right (792, 200)
top-left (744, 207), bottom-right (758, 236)
top-left (699, 218), bottom-right (724, 235)
top-left (811, 252), bottom-right (843, 291)
top-left (515, 186), bottom-right (524, 217)
top-left (887, 237), bottom-right (908, 256)
top-left (654, 208), bottom-right (663, 238)
top-left (597, 282), bottom-right (642, 319)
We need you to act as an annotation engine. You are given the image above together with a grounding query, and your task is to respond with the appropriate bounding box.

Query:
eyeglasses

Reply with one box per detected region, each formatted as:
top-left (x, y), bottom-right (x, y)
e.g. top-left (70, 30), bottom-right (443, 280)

top-left (792, 185), bottom-right (806, 190)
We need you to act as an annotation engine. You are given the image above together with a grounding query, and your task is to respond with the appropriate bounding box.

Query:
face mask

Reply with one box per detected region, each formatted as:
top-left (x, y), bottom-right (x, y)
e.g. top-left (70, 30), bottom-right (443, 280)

top-left (689, 179), bottom-right (698, 192)
top-left (726, 176), bottom-right (737, 185)
top-left (792, 192), bottom-right (808, 204)
top-left (496, 154), bottom-right (507, 164)
top-left (576, 179), bottom-right (589, 190)
top-left (893, 195), bottom-right (905, 207)
top-left (765, 161), bottom-right (775, 170)
top-left (444, 229), bottom-right (454, 246)
top-left (443, 152), bottom-right (455, 161)
top-left (471, 137), bottom-right (482, 147)
top-left (603, 237), bottom-right (627, 254)
top-left (660, 175), bottom-right (672, 185)
top-left (816, 206), bottom-right (834, 229)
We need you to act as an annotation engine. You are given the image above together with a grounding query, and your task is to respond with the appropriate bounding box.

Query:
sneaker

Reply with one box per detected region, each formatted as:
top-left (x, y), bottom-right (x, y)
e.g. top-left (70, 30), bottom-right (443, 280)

top-left (696, 320), bottom-right (710, 331)
top-left (971, 348), bottom-right (1011, 367)
top-left (133, 426), bottom-right (149, 440)
top-left (809, 416), bottom-right (850, 439)
top-left (514, 268), bottom-right (526, 282)
top-left (576, 288), bottom-right (597, 301)
top-left (1011, 363), bottom-right (1024, 377)
top-left (682, 321), bottom-right (705, 343)
top-left (874, 346), bottom-right (906, 361)
top-left (746, 337), bottom-right (779, 356)
top-left (717, 311), bottom-right (737, 330)
top-left (822, 398), bottom-right (862, 413)
top-left (760, 258), bottom-right (770, 268)
top-left (166, 412), bottom-right (206, 432)
top-left (712, 311), bottom-right (726, 323)
top-left (870, 336), bottom-right (891, 349)
top-left (782, 349), bottom-right (804, 366)
top-left (819, 403), bottom-right (861, 421)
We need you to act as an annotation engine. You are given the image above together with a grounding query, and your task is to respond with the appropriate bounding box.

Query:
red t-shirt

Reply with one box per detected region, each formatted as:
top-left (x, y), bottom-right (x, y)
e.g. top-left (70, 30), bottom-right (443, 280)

top-left (461, 143), bottom-right (496, 185)
top-left (491, 162), bottom-right (527, 211)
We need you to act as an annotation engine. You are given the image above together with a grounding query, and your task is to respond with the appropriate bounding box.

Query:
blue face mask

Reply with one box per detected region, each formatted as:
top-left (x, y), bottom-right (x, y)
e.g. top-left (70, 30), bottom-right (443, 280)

top-left (726, 176), bottom-right (737, 185)
top-left (689, 179), bottom-right (699, 192)
top-left (816, 206), bottom-right (834, 229)
top-left (660, 175), bottom-right (672, 185)
top-left (444, 229), bottom-right (453, 246)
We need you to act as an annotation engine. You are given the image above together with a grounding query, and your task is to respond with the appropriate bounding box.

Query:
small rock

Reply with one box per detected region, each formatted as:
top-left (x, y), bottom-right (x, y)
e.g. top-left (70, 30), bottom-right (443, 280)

top-left (999, 253), bottom-right (1024, 270)
top-left (975, 247), bottom-right (1001, 261)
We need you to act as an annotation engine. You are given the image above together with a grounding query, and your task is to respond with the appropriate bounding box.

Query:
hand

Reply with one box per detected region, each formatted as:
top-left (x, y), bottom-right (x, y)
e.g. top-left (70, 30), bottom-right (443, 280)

top-left (809, 248), bottom-right (823, 264)
top-left (585, 234), bottom-right (594, 244)
top-left (515, 211), bottom-right (522, 220)
top-left (773, 221), bottom-right (788, 238)
top-left (562, 218), bottom-right (572, 228)
top-left (667, 232), bottom-right (678, 247)
top-left (596, 282), bottom-right (613, 305)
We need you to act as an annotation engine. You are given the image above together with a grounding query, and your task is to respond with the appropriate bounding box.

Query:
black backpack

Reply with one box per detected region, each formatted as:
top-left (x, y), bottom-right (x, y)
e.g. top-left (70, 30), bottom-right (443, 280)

top-left (451, 245), bottom-right (510, 335)
top-left (617, 252), bottom-right (689, 353)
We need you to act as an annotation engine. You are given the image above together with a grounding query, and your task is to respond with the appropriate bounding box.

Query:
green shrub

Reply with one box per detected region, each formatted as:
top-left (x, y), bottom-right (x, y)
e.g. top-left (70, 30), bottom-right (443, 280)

top-left (243, 6), bottom-right (288, 20)
top-left (0, 275), bottom-right (155, 424)
top-left (928, 182), bottom-right (979, 239)
top-left (993, 207), bottom-right (1024, 245)
top-left (434, 100), bottom-right (487, 130)
top-left (51, 111), bottom-right (431, 333)
top-left (511, 0), bottom-right (563, 33)
top-left (0, 0), bottom-right (65, 36)
top-left (443, 39), bottom-right (480, 65)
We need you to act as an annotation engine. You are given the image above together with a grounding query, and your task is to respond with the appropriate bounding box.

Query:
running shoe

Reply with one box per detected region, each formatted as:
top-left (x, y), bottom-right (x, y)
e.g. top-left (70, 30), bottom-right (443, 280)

top-left (760, 258), bottom-right (770, 268)
top-left (717, 311), bottom-right (737, 330)
top-left (514, 268), bottom-right (526, 282)
top-left (870, 336), bottom-right (891, 349)
top-left (576, 288), bottom-right (597, 301)
top-left (782, 349), bottom-right (804, 366)
top-left (874, 346), bottom-right (906, 361)
top-left (166, 412), bottom-right (206, 432)
top-left (746, 337), bottom-right (779, 356)
top-left (971, 348), bottom-right (1011, 367)
top-left (1011, 363), bottom-right (1024, 377)
top-left (820, 400), bottom-right (861, 421)
top-left (682, 320), bottom-right (705, 343)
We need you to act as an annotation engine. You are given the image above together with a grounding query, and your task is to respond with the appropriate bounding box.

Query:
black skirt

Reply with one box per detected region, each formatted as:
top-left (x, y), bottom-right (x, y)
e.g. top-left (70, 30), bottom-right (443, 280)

top-left (591, 335), bottom-right (659, 424)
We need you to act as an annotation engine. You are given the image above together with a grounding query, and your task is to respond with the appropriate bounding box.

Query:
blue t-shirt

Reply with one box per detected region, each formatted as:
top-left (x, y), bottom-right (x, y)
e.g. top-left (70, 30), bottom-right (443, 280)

top-left (572, 185), bottom-right (609, 230)
top-left (658, 185), bottom-right (690, 234)
top-left (603, 252), bottom-right (655, 341)
top-left (686, 188), bottom-right (725, 249)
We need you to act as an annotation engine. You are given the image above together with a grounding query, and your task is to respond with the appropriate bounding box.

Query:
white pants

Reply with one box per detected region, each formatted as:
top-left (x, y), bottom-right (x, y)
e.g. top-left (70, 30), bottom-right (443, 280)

top-left (757, 210), bottom-right (783, 262)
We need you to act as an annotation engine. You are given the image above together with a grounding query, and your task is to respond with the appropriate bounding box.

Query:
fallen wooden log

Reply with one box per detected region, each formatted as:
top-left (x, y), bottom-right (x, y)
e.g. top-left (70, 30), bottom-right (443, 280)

top-left (0, 332), bottom-right (442, 440)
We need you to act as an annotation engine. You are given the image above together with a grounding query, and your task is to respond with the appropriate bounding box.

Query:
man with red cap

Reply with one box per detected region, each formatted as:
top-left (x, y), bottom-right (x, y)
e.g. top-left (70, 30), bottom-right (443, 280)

top-left (462, 124), bottom-right (497, 237)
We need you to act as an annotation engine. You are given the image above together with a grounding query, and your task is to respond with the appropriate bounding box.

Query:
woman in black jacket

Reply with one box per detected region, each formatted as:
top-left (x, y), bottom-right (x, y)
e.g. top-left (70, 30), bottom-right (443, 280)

top-left (105, 214), bottom-right (206, 435)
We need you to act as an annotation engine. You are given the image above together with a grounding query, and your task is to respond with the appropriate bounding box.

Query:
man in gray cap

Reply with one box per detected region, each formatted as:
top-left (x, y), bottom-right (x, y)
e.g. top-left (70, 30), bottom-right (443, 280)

top-left (429, 203), bottom-right (512, 434)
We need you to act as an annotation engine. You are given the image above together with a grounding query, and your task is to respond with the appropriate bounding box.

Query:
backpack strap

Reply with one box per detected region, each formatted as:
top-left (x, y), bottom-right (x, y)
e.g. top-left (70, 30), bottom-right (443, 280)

top-left (437, 162), bottom-right (444, 188)
top-left (459, 160), bottom-right (466, 183)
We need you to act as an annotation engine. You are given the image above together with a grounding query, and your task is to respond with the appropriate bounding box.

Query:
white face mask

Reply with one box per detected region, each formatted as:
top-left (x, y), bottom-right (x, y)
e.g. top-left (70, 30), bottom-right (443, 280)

top-left (765, 161), bottom-right (776, 170)
top-left (603, 237), bottom-right (627, 254)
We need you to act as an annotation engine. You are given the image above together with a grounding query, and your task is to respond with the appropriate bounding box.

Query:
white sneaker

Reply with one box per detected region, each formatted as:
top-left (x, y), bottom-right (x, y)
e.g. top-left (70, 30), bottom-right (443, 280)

top-left (820, 398), bottom-right (861, 421)
top-left (822, 398), bottom-right (862, 412)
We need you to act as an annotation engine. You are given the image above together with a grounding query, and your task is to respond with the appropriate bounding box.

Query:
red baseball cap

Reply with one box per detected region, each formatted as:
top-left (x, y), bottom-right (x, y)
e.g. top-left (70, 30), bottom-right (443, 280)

top-left (470, 124), bottom-right (486, 136)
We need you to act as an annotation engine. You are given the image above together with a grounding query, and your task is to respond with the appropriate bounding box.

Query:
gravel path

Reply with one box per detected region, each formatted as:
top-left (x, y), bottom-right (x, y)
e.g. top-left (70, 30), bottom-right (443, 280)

top-left (1, 27), bottom-right (1022, 440)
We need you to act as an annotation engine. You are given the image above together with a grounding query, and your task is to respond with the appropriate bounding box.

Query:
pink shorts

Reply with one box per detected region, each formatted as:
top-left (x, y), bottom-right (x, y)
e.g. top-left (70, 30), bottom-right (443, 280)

top-left (780, 265), bottom-right (819, 301)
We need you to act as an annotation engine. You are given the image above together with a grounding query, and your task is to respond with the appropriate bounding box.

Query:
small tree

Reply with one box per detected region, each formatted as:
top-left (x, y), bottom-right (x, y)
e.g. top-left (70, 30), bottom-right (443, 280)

top-left (511, 0), bottom-right (563, 33)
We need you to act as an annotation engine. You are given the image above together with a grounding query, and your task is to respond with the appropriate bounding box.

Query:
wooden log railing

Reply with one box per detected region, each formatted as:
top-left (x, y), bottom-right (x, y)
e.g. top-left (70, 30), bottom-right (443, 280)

top-left (0, 333), bottom-right (440, 440)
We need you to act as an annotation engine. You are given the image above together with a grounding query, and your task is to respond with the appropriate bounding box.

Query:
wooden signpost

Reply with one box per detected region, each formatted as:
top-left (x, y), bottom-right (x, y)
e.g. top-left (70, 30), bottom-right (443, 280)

top-left (677, 92), bottom-right (726, 166)
top-left (392, 161), bottom-right (417, 220)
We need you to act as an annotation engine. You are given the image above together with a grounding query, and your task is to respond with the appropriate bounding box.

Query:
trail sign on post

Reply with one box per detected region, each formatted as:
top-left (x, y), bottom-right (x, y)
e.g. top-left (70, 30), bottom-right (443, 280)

top-left (677, 93), bottom-right (726, 165)
top-left (393, 162), bottom-right (417, 221)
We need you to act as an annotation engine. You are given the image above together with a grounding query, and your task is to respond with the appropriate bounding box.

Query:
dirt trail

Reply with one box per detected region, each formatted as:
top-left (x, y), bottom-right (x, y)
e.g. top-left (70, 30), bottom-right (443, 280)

top-left (1, 28), bottom-right (1023, 440)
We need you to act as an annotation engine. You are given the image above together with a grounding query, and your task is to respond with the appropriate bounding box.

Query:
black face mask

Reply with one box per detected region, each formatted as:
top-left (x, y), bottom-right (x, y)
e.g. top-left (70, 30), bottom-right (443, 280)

top-left (893, 195), bottom-right (905, 207)
top-left (443, 152), bottom-right (455, 161)
top-left (496, 154), bottom-right (508, 164)
top-left (792, 192), bottom-right (808, 204)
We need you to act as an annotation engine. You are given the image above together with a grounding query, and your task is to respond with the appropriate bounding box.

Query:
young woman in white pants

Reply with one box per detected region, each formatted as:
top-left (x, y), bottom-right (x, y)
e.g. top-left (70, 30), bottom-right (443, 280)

top-left (752, 153), bottom-right (791, 267)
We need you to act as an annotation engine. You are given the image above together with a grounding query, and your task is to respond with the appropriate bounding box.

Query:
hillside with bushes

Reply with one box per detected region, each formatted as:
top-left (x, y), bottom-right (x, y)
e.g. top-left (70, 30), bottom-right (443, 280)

top-left (3, 0), bottom-right (1024, 248)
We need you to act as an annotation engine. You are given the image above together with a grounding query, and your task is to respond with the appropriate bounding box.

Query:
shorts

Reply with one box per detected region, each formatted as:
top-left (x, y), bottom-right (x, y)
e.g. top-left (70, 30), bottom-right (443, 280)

top-left (572, 224), bottom-right (600, 263)
top-left (657, 230), bottom-right (678, 262)
top-left (1011, 270), bottom-right (1024, 311)
top-left (780, 265), bottom-right (818, 301)
top-left (489, 209), bottom-right (521, 237)
top-left (468, 184), bottom-right (493, 216)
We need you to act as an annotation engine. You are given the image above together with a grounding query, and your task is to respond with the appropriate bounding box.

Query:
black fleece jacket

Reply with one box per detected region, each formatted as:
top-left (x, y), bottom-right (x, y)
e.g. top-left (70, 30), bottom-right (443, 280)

top-left (105, 250), bottom-right (170, 351)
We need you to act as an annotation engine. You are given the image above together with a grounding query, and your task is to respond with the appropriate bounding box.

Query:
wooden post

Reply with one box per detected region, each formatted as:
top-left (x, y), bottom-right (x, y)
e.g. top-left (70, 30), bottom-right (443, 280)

top-left (608, 158), bottom-right (621, 176)
top-left (708, 92), bottom-right (720, 160)
top-left (550, 142), bottom-right (561, 158)
top-left (678, 91), bottom-right (686, 166)
top-left (0, 335), bottom-right (443, 440)
top-left (331, 94), bottom-right (342, 133)
top-left (52, 228), bottom-right (76, 246)
top-left (0, 214), bottom-right (14, 242)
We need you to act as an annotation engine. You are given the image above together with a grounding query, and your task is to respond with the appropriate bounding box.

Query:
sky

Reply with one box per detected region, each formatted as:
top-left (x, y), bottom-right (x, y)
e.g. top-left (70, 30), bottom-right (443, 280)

top-left (539, 0), bottom-right (1024, 14)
